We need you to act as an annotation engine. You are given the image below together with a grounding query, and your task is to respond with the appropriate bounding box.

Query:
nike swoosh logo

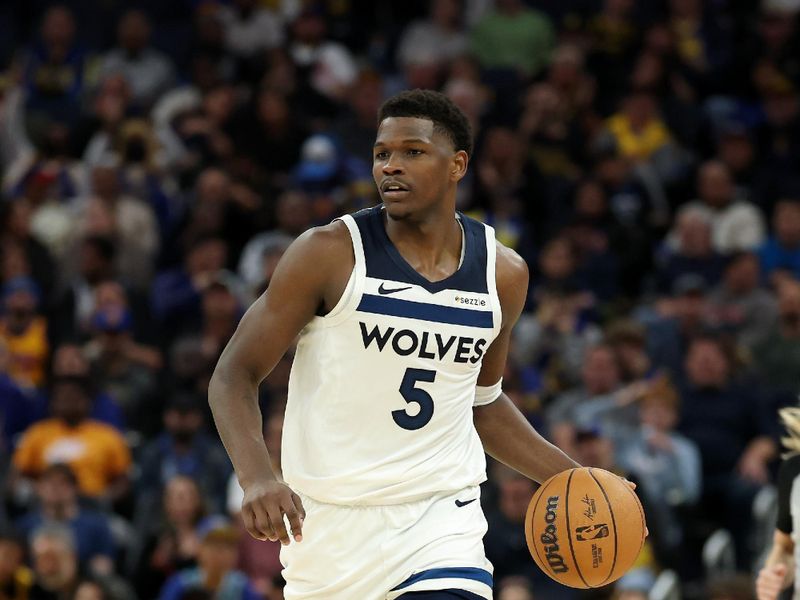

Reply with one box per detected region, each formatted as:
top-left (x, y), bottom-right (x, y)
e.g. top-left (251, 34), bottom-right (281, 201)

top-left (378, 283), bottom-right (412, 295)
top-left (455, 498), bottom-right (477, 507)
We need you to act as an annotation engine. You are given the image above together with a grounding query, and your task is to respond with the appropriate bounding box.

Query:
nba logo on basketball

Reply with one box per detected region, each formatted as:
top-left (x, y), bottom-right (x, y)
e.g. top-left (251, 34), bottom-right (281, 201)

top-left (575, 524), bottom-right (610, 541)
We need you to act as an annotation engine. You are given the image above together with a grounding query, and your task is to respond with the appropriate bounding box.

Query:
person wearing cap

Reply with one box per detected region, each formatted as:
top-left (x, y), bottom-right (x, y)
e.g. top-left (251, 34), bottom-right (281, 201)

top-left (11, 375), bottom-right (132, 502)
top-left (158, 516), bottom-right (260, 600)
top-left (0, 276), bottom-right (49, 389)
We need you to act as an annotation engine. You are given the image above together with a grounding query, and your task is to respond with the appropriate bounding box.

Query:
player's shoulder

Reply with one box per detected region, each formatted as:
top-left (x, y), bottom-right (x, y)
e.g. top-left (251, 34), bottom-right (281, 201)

top-left (287, 219), bottom-right (352, 263)
top-left (494, 240), bottom-right (529, 289)
top-left (494, 240), bottom-right (529, 327)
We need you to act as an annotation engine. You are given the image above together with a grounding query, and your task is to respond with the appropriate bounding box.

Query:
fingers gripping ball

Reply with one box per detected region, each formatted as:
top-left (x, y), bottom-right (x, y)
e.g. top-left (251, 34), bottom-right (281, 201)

top-left (525, 467), bottom-right (646, 589)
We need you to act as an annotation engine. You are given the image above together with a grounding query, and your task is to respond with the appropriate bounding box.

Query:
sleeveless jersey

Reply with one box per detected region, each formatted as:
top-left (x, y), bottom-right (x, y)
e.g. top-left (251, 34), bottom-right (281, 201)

top-left (282, 206), bottom-right (502, 506)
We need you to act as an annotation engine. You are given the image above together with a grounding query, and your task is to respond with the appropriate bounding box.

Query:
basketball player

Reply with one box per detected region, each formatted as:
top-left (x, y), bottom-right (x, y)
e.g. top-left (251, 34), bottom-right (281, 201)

top-left (209, 90), bottom-right (580, 599)
top-left (756, 407), bottom-right (800, 600)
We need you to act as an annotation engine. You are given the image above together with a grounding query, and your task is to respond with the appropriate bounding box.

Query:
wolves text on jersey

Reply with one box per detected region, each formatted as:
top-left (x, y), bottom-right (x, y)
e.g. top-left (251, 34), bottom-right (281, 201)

top-left (359, 322), bottom-right (488, 364)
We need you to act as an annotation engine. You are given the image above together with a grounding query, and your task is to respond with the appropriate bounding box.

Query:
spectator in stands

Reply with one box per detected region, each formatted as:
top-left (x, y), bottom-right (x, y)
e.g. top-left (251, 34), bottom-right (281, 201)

top-left (218, 0), bottom-right (286, 60)
top-left (19, 6), bottom-right (89, 132)
top-left (11, 375), bottom-right (131, 503)
top-left (753, 279), bottom-right (800, 393)
top-left (28, 523), bottom-right (135, 600)
top-left (0, 277), bottom-right (48, 390)
top-left (158, 516), bottom-right (260, 600)
top-left (707, 251), bottom-right (778, 349)
top-left (50, 343), bottom-right (124, 433)
top-left (675, 160), bottom-right (766, 253)
top-left (513, 282), bottom-right (602, 398)
top-left (545, 343), bottom-right (622, 457)
top-left (15, 464), bottom-right (116, 574)
top-left (640, 272), bottom-right (712, 377)
top-left (99, 10), bottom-right (176, 110)
top-left (759, 198), bottom-right (800, 285)
top-left (605, 320), bottom-right (655, 384)
top-left (327, 69), bottom-right (383, 165)
top-left (288, 8), bottom-right (358, 102)
top-left (132, 475), bottom-right (206, 600)
top-left (168, 274), bottom-right (243, 398)
top-left (151, 235), bottom-right (228, 339)
top-left (469, 0), bottom-right (555, 79)
top-left (595, 88), bottom-right (676, 166)
top-left (229, 86), bottom-right (307, 188)
top-left (28, 524), bottom-right (81, 600)
top-left (395, 0), bottom-right (468, 90)
top-left (0, 337), bottom-right (41, 453)
top-left (137, 394), bottom-right (231, 514)
top-left (0, 530), bottom-right (33, 599)
top-left (83, 305), bottom-right (160, 431)
top-left (678, 335), bottom-right (777, 567)
top-left (77, 159), bottom-right (160, 290)
top-left (617, 375), bottom-right (701, 568)
top-left (51, 235), bottom-right (117, 343)
top-left (0, 199), bottom-right (56, 303)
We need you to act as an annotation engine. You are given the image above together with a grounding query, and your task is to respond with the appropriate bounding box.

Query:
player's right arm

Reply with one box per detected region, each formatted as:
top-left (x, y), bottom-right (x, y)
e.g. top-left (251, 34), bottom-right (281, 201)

top-left (756, 530), bottom-right (794, 600)
top-left (208, 221), bottom-right (352, 545)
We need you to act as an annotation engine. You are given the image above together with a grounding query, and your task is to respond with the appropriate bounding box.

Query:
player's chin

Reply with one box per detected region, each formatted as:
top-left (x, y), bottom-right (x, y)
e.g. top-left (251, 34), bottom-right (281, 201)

top-left (382, 197), bottom-right (415, 220)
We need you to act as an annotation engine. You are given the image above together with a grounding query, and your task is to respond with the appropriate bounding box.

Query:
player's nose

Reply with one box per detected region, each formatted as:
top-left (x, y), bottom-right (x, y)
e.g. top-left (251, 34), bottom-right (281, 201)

top-left (382, 160), bottom-right (404, 175)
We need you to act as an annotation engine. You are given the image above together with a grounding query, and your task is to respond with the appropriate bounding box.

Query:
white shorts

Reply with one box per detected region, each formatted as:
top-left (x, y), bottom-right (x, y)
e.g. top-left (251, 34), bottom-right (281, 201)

top-left (280, 486), bottom-right (494, 600)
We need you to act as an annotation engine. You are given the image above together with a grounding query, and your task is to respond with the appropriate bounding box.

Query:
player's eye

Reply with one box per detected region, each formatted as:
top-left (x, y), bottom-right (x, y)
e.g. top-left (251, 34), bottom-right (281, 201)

top-left (374, 151), bottom-right (388, 160)
top-left (408, 149), bottom-right (423, 156)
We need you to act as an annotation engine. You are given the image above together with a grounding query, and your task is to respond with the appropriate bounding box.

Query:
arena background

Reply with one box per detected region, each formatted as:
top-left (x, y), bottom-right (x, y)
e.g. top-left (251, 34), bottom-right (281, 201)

top-left (0, 1), bottom-right (798, 599)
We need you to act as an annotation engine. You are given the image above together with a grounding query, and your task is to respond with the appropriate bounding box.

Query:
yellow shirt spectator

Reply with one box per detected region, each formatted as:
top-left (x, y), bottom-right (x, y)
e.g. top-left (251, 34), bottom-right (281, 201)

top-left (13, 418), bottom-right (131, 497)
top-left (605, 113), bottom-right (671, 161)
top-left (0, 316), bottom-right (49, 389)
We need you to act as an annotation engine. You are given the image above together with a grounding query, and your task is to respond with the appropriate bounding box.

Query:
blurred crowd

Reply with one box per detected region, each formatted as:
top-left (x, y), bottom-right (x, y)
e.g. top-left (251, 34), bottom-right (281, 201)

top-left (0, 0), bottom-right (800, 598)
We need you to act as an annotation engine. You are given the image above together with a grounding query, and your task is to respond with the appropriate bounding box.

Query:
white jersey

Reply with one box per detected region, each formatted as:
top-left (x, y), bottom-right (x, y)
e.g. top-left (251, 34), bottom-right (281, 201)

top-left (282, 206), bottom-right (502, 505)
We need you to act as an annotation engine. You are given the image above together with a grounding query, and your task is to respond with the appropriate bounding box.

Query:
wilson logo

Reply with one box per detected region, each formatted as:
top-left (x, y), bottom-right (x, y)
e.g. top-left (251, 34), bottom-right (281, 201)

top-left (540, 495), bottom-right (568, 573)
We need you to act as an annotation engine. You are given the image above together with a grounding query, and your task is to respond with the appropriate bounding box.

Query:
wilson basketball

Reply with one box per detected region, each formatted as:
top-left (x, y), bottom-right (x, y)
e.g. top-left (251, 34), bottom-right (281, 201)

top-left (525, 467), bottom-right (646, 589)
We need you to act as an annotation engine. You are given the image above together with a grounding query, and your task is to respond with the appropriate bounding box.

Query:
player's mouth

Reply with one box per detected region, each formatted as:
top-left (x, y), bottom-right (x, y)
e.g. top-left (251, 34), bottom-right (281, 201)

top-left (381, 179), bottom-right (411, 199)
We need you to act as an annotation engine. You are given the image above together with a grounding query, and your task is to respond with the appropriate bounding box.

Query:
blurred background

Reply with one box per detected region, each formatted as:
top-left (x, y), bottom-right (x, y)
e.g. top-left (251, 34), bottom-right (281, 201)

top-left (0, 0), bottom-right (799, 598)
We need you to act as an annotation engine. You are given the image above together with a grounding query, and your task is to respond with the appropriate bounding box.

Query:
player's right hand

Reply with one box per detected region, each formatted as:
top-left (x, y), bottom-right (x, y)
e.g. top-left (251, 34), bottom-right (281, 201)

top-left (241, 479), bottom-right (305, 546)
top-left (756, 564), bottom-right (787, 600)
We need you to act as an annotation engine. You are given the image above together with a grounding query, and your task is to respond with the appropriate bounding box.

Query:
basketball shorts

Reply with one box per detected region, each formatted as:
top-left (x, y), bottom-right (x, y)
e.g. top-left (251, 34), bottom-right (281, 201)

top-left (280, 486), bottom-right (494, 600)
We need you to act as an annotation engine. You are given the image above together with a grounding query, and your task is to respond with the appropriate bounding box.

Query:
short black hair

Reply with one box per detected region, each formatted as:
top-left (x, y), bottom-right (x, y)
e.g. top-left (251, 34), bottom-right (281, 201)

top-left (378, 89), bottom-right (472, 157)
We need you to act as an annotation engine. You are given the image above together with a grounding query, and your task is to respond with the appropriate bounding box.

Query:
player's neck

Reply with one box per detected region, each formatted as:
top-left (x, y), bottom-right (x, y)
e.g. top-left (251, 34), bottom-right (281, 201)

top-left (383, 205), bottom-right (462, 279)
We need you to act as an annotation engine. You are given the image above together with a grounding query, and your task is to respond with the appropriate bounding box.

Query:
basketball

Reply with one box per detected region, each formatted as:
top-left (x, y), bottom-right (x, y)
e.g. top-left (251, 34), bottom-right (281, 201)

top-left (525, 467), bottom-right (646, 589)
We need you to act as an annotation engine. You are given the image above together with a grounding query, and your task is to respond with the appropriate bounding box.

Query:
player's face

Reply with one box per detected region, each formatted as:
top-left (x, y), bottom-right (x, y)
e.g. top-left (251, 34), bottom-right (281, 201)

top-left (373, 117), bottom-right (466, 220)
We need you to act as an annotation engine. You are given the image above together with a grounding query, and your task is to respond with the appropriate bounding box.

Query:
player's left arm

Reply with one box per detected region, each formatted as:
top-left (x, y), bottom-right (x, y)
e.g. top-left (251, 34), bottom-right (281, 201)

top-left (473, 242), bottom-right (580, 483)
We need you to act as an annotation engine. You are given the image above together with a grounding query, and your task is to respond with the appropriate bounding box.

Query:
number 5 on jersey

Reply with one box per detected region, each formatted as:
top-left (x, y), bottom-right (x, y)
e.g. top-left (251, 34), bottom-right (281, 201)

top-left (393, 368), bottom-right (436, 430)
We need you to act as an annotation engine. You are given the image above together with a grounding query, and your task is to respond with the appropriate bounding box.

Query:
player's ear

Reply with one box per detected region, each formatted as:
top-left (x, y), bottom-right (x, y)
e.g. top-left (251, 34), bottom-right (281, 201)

top-left (451, 150), bottom-right (468, 182)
